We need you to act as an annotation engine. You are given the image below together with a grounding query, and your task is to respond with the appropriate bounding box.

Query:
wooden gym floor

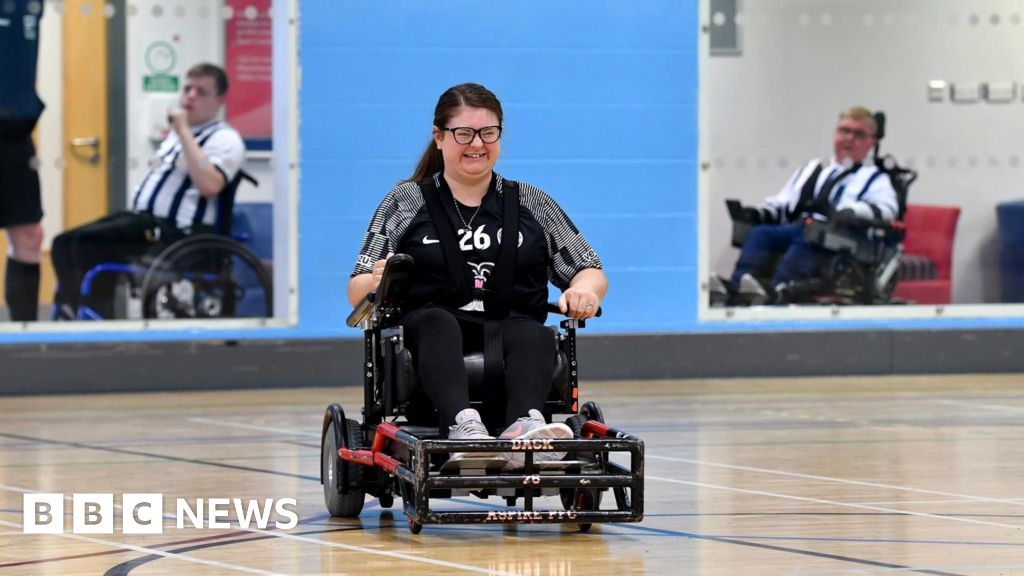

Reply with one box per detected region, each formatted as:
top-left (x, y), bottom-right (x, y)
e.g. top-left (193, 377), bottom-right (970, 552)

top-left (1, 375), bottom-right (1023, 575)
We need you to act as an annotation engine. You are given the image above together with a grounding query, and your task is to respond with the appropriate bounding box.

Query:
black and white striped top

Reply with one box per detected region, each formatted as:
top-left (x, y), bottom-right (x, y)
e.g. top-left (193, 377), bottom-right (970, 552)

top-left (353, 172), bottom-right (602, 305)
top-left (130, 120), bottom-right (245, 230)
top-left (762, 157), bottom-right (898, 223)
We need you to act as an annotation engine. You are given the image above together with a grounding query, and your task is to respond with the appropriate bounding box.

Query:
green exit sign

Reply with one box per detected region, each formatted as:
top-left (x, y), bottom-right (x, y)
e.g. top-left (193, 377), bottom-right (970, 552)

top-left (143, 74), bottom-right (179, 93)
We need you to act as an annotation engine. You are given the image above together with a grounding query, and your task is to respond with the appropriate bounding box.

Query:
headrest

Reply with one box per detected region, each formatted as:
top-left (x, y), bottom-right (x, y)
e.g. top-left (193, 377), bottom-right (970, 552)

top-left (873, 111), bottom-right (886, 141)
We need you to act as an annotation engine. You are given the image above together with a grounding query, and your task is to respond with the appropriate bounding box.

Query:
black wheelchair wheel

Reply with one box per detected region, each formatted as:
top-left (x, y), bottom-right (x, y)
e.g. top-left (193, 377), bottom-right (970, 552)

top-left (560, 415), bottom-right (603, 519)
top-left (141, 234), bottom-right (272, 319)
top-left (398, 481), bottom-right (422, 533)
top-left (322, 419), bottom-right (365, 518)
top-left (562, 414), bottom-right (591, 464)
top-left (564, 414), bottom-right (586, 438)
top-left (560, 487), bottom-right (601, 533)
top-left (565, 401), bottom-right (606, 526)
top-left (580, 401), bottom-right (605, 424)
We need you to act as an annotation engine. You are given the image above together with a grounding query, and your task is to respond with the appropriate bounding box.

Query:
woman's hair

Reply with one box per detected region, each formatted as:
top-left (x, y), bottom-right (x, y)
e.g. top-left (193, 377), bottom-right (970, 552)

top-left (405, 83), bottom-right (504, 183)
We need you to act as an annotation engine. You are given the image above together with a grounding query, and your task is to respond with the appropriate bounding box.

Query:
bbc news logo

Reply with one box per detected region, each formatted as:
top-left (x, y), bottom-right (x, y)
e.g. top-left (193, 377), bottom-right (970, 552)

top-left (23, 494), bottom-right (298, 534)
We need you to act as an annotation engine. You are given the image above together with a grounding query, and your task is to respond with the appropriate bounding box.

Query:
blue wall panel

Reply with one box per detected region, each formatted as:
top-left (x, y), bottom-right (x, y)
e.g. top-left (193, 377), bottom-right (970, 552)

top-left (297, 0), bottom-right (698, 337)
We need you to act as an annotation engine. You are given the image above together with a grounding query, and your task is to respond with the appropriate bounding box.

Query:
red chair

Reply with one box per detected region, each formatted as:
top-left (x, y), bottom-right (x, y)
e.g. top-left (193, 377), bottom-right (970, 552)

top-left (892, 204), bottom-right (960, 304)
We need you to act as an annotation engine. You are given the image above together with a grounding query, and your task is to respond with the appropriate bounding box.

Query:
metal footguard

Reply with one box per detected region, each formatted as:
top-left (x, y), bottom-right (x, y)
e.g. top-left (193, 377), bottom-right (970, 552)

top-left (341, 420), bottom-right (644, 531)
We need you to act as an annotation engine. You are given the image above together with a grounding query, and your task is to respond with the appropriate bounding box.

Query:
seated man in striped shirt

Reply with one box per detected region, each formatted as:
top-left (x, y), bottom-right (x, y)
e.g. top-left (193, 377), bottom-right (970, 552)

top-left (51, 62), bottom-right (245, 319)
top-left (712, 106), bottom-right (898, 306)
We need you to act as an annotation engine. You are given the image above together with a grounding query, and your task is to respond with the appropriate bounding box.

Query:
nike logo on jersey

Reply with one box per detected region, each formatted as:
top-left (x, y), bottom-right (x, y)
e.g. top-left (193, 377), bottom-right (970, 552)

top-left (422, 236), bottom-right (440, 245)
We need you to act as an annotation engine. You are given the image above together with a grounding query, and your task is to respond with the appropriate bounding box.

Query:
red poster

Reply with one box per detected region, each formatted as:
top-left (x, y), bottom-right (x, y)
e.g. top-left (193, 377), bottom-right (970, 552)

top-left (225, 0), bottom-right (272, 149)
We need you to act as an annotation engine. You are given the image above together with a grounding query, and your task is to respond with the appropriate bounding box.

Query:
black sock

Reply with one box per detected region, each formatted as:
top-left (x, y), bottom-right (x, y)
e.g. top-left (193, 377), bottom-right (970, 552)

top-left (6, 258), bottom-right (40, 322)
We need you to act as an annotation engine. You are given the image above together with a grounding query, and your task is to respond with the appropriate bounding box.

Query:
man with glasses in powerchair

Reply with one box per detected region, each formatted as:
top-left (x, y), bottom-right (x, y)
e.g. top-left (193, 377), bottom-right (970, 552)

top-left (711, 106), bottom-right (898, 306)
top-left (50, 62), bottom-right (245, 320)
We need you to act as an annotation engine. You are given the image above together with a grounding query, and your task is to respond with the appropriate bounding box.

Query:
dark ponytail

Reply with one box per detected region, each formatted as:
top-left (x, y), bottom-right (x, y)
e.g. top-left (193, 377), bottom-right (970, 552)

top-left (407, 138), bottom-right (444, 183)
top-left (403, 83), bottom-right (503, 183)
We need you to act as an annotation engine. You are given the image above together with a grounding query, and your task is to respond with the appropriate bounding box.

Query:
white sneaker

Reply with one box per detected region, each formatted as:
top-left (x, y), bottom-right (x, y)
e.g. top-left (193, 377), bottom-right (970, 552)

top-left (499, 409), bottom-right (573, 470)
top-left (737, 273), bottom-right (769, 306)
top-left (448, 408), bottom-right (497, 460)
top-left (709, 274), bottom-right (730, 307)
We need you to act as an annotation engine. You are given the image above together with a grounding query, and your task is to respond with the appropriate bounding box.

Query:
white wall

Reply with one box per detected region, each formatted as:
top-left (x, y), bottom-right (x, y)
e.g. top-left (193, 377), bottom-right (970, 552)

top-left (704, 0), bottom-right (1024, 303)
top-left (36, 0), bottom-right (63, 249)
top-left (125, 0), bottom-right (273, 205)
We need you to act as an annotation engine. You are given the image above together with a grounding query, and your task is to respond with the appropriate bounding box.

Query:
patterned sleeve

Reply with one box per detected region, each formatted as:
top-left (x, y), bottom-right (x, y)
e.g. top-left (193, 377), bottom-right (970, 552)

top-left (518, 182), bottom-right (603, 290)
top-left (351, 187), bottom-right (402, 276)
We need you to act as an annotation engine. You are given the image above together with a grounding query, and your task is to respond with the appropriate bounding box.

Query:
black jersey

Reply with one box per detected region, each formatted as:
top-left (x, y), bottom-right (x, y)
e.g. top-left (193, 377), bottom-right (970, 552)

top-left (353, 172), bottom-right (601, 319)
top-left (0, 2), bottom-right (44, 124)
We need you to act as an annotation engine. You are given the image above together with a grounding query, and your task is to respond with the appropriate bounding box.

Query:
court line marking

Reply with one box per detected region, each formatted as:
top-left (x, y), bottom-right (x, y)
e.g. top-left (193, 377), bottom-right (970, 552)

top-left (0, 519), bottom-right (284, 575)
top-left (241, 527), bottom-right (521, 576)
top-left (186, 417), bottom-right (320, 437)
top-left (853, 499), bottom-right (1019, 506)
top-left (606, 522), bottom-right (966, 576)
top-left (792, 561), bottom-right (1024, 575)
top-left (0, 484), bottom-right (517, 576)
top-left (649, 454), bottom-right (1024, 506)
top-left (0, 431), bottom-right (319, 482)
top-left (646, 476), bottom-right (1024, 531)
top-left (931, 399), bottom-right (1024, 414)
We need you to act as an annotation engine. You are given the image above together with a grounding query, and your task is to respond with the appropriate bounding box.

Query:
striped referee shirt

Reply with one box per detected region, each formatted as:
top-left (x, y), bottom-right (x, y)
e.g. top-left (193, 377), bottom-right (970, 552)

top-left (353, 172), bottom-right (601, 315)
top-left (130, 120), bottom-right (246, 230)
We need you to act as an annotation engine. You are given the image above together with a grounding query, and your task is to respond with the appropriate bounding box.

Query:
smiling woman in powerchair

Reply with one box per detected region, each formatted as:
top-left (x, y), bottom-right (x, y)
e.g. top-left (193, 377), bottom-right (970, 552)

top-left (347, 82), bottom-right (607, 470)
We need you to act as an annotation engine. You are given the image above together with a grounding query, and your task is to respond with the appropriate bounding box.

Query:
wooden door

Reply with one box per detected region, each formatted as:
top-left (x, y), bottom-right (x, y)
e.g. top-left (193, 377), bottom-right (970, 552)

top-left (63, 0), bottom-right (109, 228)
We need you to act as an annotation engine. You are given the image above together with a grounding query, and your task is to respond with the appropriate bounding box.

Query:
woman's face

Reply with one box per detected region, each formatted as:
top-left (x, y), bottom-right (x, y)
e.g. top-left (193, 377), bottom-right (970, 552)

top-left (433, 106), bottom-right (501, 184)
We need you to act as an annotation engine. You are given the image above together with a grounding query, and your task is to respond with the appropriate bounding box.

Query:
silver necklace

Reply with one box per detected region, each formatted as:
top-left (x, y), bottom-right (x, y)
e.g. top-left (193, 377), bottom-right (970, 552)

top-left (452, 196), bottom-right (482, 233)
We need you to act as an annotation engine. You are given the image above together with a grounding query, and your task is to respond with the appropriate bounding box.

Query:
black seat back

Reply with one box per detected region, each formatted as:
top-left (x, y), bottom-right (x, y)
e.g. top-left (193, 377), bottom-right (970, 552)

top-left (872, 111), bottom-right (915, 221)
top-left (215, 169), bottom-right (258, 237)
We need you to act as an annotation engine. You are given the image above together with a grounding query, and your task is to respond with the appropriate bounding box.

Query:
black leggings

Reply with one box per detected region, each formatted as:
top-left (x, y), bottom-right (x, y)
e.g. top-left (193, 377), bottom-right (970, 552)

top-left (401, 307), bottom-right (555, 434)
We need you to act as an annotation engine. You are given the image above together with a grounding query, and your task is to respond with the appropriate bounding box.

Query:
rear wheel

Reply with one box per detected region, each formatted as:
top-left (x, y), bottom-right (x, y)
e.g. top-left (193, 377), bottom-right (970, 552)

top-left (580, 401), bottom-right (604, 424)
top-left (565, 401), bottom-right (606, 530)
top-left (141, 235), bottom-right (272, 319)
top-left (563, 414), bottom-right (591, 464)
top-left (322, 419), bottom-right (365, 517)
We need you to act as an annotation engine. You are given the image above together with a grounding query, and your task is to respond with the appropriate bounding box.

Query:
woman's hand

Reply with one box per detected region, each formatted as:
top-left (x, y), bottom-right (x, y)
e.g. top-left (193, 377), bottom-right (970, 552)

top-left (347, 252), bottom-right (394, 307)
top-left (559, 286), bottom-right (601, 320)
top-left (370, 253), bottom-right (394, 291)
top-left (559, 268), bottom-right (608, 320)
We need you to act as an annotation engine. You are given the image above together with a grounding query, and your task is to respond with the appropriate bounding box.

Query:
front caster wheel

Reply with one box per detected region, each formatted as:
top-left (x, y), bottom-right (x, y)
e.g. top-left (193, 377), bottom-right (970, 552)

top-left (560, 487), bottom-right (601, 533)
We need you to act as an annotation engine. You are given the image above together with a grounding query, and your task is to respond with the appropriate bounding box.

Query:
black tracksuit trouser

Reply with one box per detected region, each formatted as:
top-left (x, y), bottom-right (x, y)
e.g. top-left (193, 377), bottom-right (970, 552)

top-left (401, 306), bottom-right (555, 436)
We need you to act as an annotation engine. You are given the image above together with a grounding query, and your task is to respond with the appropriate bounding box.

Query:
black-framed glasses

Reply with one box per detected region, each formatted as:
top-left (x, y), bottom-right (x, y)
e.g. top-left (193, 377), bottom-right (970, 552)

top-left (836, 126), bottom-right (872, 141)
top-left (443, 125), bottom-right (502, 145)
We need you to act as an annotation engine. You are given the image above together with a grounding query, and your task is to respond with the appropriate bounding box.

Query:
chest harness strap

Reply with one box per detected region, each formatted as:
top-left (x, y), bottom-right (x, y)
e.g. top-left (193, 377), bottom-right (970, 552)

top-left (419, 176), bottom-right (521, 423)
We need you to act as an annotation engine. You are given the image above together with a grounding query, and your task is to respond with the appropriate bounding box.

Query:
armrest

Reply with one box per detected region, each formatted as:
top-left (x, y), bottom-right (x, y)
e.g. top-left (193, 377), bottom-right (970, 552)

top-left (803, 217), bottom-right (903, 263)
top-left (726, 199), bottom-right (752, 223)
top-left (726, 199), bottom-right (760, 247)
top-left (345, 254), bottom-right (416, 328)
top-left (345, 293), bottom-right (375, 328)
